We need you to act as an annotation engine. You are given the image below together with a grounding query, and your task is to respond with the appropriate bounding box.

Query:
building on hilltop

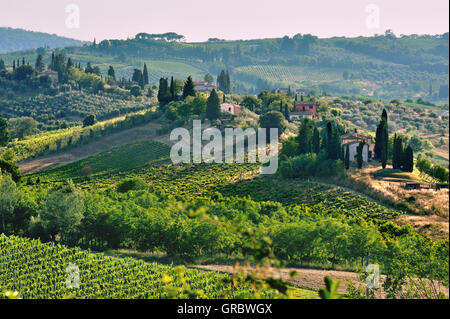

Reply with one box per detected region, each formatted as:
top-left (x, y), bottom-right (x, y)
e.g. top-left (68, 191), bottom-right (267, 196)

top-left (220, 103), bottom-right (242, 115)
top-left (38, 69), bottom-right (59, 83)
top-left (341, 131), bottom-right (374, 162)
top-left (288, 101), bottom-right (317, 121)
top-left (194, 80), bottom-right (217, 93)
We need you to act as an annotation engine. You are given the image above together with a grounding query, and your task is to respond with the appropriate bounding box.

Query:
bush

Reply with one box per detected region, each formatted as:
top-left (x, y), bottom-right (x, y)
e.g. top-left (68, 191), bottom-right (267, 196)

top-left (116, 177), bottom-right (148, 193)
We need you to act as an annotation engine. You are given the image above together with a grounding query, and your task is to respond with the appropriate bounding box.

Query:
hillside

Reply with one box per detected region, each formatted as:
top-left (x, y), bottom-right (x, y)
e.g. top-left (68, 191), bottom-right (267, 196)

top-left (1, 32), bottom-right (448, 100)
top-left (0, 27), bottom-right (85, 54)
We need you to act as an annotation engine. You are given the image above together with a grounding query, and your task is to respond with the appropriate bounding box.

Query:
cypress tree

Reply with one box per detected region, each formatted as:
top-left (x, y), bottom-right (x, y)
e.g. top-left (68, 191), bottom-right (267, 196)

top-left (157, 78), bottom-right (171, 107)
top-left (392, 134), bottom-right (399, 169)
top-left (35, 54), bottom-right (45, 72)
top-left (206, 89), bottom-right (221, 121)
top-left (325, 122), bottom-right (341, 160)
top-left (356, 142), bottom-right (365, 169)
top-left (404, 146), bottom-right (414, 172)
top-left (182, 76), bottom-right (196, 99)
top-left (297, 119), bottom-right (313, 154)
top-left (375, 109), bottom-right (389, 168)
top-left (280, 100), bottom-right (283, 113)
top-left (344, 144), bottom-right (350, 169)
top-left (107, 66), bottom-right (116, 81)
top-left (66, 58), bottom-right (74, 69)
top-left (169, 76), bottom-right (176, 101)
top-left (312, 127), bottom-right (320, 154)
top-left (143, 63), bottom-right (149, 85)
top-left (0, 59), bottom-right (5, 71)
top-left (284, 104), bottom-right (289, 120)
top-left (13, 60), bottom-right (16, 71)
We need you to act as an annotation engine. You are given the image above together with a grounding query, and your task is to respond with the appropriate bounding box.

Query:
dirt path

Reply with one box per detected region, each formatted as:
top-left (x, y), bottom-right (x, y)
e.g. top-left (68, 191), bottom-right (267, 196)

top-left (19, 122), bottom-right (173, 175)
top-left (192, 264), bottom-right (384, 297)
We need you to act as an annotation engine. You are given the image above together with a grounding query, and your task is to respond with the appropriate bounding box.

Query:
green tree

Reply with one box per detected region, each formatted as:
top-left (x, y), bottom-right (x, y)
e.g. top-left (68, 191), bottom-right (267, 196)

top-left (35, 54), bottom-right (45, 72)
top-left (0, 174), bottom-right (19, 234)
top-left (143, 63), bottom-right (149, 85)
top-left (404, 146), bottom-right (414, 172)
top-left (325, 122), bottom-right (341, 160)
top-left (356, 142), bottom-right (365, 169)
top-left (41, 180), bottom-right (84, 243)
top-left (107, 66), bottom-right (116, 81)
top-left (206, 89), bottom-right (220, 121)
top-left (204, 74), bottom-right (214, 84)
top-left (297, 118), bottom-right (313, 154)
top-left (0, 59), bottom-right (5, 71)
top-left (169, 76), bottom-right (178, 101)
top-left (157, 78), bottom-right (171, 107)
top-left (83, 114), bottom-right (97, 127)
top-left (241, 95), bottom-right (261, 112)
top-left (259, 111), bottom-right (286, 141)
top-left (312, 127), bottom-right (320, 154)
top-left (344, 144), bottom-right (350, 169)
top-left (182, 76), bottom-right (196, 99)
top-left (0, 160), bottom-right (21, 183)
top-left (375, 109), bottom-right (388, 168)
top-left (8, 117), bottom-right (38, 139)
top-left (0, 115), bottom-right (10, 146)
top-left (130, 85), bottom-right (143, 97)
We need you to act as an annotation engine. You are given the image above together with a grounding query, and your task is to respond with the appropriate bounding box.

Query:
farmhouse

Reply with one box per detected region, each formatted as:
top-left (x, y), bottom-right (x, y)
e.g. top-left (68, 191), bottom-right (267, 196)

top-left (194, 80), bottom-right (217, 92)
top-left (38, 69), bottom-right (59, 83)
top-left (341, 131), bottom-right (374, 163)
top-left (288, 101), bottom-right (317, 121)
top-left (221, 103), bottom-right (242, 115)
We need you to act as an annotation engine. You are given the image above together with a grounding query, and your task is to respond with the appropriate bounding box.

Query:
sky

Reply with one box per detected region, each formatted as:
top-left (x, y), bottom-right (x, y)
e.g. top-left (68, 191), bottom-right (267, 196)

top-left (1, 0), bottom-right (449, 42)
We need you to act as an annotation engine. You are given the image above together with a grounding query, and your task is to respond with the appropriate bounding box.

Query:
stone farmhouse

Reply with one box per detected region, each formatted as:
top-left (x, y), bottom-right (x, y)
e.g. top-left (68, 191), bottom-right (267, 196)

top-left (341, 131), bottom-right (374, 163)
top-left (220, 103), bottom-right (242, 115)
top-left (194, 80), bottom-right (217, 92)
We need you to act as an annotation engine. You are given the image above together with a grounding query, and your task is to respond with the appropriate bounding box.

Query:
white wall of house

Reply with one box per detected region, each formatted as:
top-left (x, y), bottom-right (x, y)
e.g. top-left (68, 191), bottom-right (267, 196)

top-left (344, 142), bottom-right (369, 162)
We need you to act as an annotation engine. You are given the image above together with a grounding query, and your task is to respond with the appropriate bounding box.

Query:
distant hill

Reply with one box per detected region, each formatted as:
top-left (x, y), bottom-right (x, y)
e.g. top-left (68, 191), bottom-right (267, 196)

top-left (0, 30), bottom-right (448, 100)
top-left (0, 27), bottom-right (85, 53)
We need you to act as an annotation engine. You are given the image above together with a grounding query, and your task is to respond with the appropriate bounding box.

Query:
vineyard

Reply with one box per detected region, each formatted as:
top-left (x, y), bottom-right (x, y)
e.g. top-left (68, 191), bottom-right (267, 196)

top-left (37, 140), bottom-right (170, 182)
top-left (108, 162), bottom-right (403, 221)
top-left (0, 234), bottom-right (264, 299)
top-left (234, 65), bottom-right (343, 84)
top-left (12, 109), bottom-right (157, 161)
top-left (0, 91), bottom-right (155, 130)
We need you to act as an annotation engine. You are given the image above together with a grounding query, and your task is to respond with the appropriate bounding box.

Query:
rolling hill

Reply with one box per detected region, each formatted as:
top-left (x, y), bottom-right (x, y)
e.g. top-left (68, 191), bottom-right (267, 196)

top-left (0, 27), bottom-right (85, 54)
top-left (1, 31), bottom-right (448, 100)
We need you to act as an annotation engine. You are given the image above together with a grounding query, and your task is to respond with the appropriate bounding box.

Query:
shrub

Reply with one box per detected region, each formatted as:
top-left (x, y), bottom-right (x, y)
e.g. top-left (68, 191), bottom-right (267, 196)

top-left (116, 177), bottom-right (148, 193)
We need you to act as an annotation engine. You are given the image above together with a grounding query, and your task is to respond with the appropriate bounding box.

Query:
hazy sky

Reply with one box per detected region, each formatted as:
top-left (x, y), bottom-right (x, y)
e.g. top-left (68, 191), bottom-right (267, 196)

top-left (1, 0), bottom-right (449, 42)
